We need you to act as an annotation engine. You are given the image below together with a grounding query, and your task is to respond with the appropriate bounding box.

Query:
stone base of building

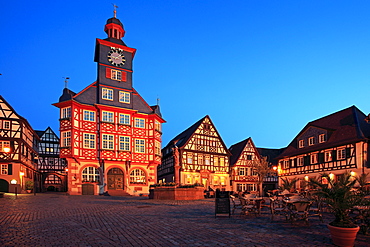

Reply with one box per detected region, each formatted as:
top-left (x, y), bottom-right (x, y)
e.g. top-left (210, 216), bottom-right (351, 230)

top-left (149, 187), bottom-right (205, 200)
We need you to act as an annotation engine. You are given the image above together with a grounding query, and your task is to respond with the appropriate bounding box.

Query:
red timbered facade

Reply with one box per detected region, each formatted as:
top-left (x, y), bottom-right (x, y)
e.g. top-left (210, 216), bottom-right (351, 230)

top-left (0, 95), bottom-right (40, 193)
top-left (159, 116), bottom-right (231, 191)
top-left (277, 106), bottom-right (370, 189)
top-left (53, 14), bottom-right (165, 196)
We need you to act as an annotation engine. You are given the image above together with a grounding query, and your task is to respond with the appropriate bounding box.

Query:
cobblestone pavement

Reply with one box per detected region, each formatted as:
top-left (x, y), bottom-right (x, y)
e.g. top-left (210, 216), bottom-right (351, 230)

top-left (0, 193), bottom-right (368, 247)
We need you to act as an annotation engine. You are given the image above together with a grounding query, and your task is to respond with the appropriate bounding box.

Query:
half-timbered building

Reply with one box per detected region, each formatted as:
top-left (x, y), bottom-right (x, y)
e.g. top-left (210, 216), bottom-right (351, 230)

top-left (35, 127), bottom-right (67, 192)
top-left (229, 138), bottom-right (261, 193)
top-left (53, 13), bottom-right (165, 196)
top-left (158, 115), bottom-right (231, 191)
top-left (276, 106), bottom-right (370, 189)
top-left (0, 95), bottom-right (40, 193)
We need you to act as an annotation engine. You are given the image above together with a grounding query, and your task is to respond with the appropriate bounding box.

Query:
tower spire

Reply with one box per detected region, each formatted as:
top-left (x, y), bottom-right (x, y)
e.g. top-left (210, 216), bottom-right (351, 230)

top-left (112, 4), bottom-right (118, 18)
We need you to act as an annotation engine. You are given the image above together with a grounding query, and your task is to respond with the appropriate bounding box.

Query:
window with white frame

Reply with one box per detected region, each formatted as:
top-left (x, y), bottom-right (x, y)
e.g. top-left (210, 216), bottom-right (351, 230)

top-left (119, 91), bottom-right (130, 103)
top-left (134, 118), bottom-right (145, 128)
top-left (102, 134), bottom-right (114, 149)
top-left (252, 169), bottom-right (258, 176)
top-left (83, 110), bottom-right (95, 122)
top-left (111, 69), bottom-right (122, 81)
top-left (298, 139), bottom-right (304, 148)
top-left (155, 120), bottom-right (161, 132)
top-left (283, 160), bottom-right (289, 169)
top-left (297, 157), bottom-right (304, 166)
top-left (310, 153), bottom-right (318, 164)
top-left (61, 131), bottom-right (71, 147)
top-left (308, 137), bottom-right (315, 146)
top-left (102, 88), bottom-right (113, 100)
top-left (83, 133), bottom-right (96, 149)
top-left (187, 153), bottom-right (193, 164)
top-left (102, 111), bottom-right (114, 123)
top-left (325, 151), bottom-right (332, 162)
top-left (3, 121), bottom-right (10, 130)
top-left (319, 134), bottom-right (326, 143)
top-left (119, 113), bottom-right (130, 125)
top-left (1, 164), bottom-right (8, 175)
top-left (205, 156), bottom-right (210, 165)
top-left (119, 136), bottom-right (130, 151)
top-left (130, 169), bottom-right (146, 183)
top-left (61, 107), bottom-right (71, 119)
top-left (155, 140), bottom-right (161, 156)
top-left (237, 183), bottom-right (247, 192)
top-left (238, 167), bottom-right (245, 176)
top-left (246, 184), bottom-right (257, 191)
top-left (0, 141), bottom-right (10, 152)
top-left (82, 167), bottom-right (100, 183)
top-left (337, 148), bottom-right (346, 160)
top-left (135, 139), bottom-right (145, 153)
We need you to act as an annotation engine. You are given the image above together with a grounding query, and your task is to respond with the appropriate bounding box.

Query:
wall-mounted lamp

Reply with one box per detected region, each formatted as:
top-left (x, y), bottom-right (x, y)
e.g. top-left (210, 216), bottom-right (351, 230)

top-left (329, 173), bottom-right (335, 180)
top-left (19, 172), bottom-right (24, 176)
top-left (10, 179), bottom-right (17, 184)
top-left (3, 147), bottom-right (10, 153)
top-left (304, 175), bottom-right (309, 181)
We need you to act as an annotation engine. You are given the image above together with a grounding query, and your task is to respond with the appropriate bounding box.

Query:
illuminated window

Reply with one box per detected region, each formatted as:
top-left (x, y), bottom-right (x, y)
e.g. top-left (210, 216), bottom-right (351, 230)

top-left (111, 69), bottom-right (122, 81)
top-left (130, 169), bottom-right (146, 183)
top-left (0, 141), bottom-right (10, 152)
top-left (205, 156), bottom-right (210, 165)
top-left (198, 155), bottom-right (203, 165)
top-left (237, 183), bottom-right (247, 192)
top-left (135, 139), bottom-right (145, 153)
top-left (220, 176), bottom-right (226, 185)
top-left (155, 120), bottom-right (161, 132)
top-left (82, 167), bottom-right (100, 183)
top-left (83, 110), bottom-right (95, 122)
top-left (298, 140), bottom-right (304, 148)
top-left (134, 118), bottom-right (145, 128)
top-left (102, 88), bottom-right (113, 100)
top-left (119, 113), bottom-right (130, 125)
top-left (247, 184), bottom-right (257, 191)
top-left (283, 160), bottom-right (289, 169)
top-left (119, 91), bottom-right (130, 103)
top-left (61, 107), bottom-right (71, 119)
top-left (119, 136), bottom-right (130, 151)
top-left (309, 137), bottom-right (315, 146)
top-left (213, 176), bottom-right (219, 185)
top-left (319, 134), bottom-right (326, 143)
top-left (83, 133), bottom-right (96, 149)
top-left (325, 151), bottom-right (332, 162)
top-left (102, 134), bottom-right (114, 150)
top-left (155, 140), bottom-right (161, 156)
top-left (61, 131), bottom-right (71, 147)
top-left (187, 153), bottom-right (193, 164)
top-left (102, 111), bottom-right (114, 123)
top-left (220, 157), bottom-right (225, 166)
top-left (45, 174), bottom-right (62, 184)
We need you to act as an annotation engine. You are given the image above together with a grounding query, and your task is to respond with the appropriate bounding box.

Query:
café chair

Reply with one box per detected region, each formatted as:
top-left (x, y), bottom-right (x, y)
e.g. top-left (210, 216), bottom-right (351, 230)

top-left (270, 198), bottom-right (288, 221)
top-left (289, 201), bottom-right (311, 224)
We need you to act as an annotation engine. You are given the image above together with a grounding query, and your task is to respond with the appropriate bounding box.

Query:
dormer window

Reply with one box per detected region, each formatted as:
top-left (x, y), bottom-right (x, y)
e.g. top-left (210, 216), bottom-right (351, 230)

top-left (319, 134), bottom-right (326, 143)
top-left (298, 140), bottom-right (304, 148)
top-left (308, 137), bottom-right (315, 146)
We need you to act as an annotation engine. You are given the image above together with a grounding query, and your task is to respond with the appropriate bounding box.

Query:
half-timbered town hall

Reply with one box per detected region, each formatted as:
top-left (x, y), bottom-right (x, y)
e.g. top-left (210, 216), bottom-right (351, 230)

top-left (277, 106), bottom-right (370, 189)
top-left (158, 115), bottom-right (231, 191)
top-left (53, 13), bottom-right (165, 196)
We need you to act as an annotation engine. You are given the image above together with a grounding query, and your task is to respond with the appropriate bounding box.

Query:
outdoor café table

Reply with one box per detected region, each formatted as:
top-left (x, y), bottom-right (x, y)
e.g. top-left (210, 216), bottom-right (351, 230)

top-left (249, 197), bottom-right (264, 215)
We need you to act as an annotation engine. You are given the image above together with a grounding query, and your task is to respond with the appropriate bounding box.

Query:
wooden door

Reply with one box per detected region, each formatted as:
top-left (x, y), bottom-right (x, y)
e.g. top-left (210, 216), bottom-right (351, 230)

top-left (107, 168), bottom-right (124, 190)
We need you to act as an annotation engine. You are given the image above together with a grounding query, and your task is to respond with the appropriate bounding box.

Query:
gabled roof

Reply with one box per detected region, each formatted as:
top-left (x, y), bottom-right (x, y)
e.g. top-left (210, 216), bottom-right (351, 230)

top-left (229, 138), bottom-right (252, 166)
top-left (257, 147), bottom-right (285, 166)
top-left (164, 116), bottom-right (207, 149)
top-left (35, 127), bottom-right (60, 141)
top-left (277, 105), bottom-right (370, 159)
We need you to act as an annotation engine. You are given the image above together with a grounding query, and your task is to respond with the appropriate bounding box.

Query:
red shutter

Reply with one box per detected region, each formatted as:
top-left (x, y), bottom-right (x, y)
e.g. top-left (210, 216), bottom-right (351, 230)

top-left (106, 67), bottom-right (111, 79)
top-left (121, 72), bottom-right (127, 82)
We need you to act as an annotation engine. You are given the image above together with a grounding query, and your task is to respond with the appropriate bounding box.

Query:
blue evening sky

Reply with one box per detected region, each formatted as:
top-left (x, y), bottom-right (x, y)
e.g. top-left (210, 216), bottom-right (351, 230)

top-left (1, 0), bottom-right (370, 149)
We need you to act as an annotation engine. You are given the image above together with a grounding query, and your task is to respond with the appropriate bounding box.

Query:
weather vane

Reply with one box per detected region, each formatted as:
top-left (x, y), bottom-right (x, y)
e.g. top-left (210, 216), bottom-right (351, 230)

top-left (112, 3), bottom-right (118, 18)
top-left (63, 77), bottom-right (70, 89)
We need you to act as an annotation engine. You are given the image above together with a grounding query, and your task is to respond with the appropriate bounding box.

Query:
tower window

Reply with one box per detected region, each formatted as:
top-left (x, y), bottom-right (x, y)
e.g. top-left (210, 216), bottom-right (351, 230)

top-left (102, 88), bottom-right (113, 100)
top-left (119, 91), bottom-right (130, 103)
top-left (111, 70), bottom-right (122, 81)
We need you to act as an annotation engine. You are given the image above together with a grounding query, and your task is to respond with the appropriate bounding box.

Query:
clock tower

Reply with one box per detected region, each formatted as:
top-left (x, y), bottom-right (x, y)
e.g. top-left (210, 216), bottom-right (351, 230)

top-left (53, 11), bottom-right (165, 196)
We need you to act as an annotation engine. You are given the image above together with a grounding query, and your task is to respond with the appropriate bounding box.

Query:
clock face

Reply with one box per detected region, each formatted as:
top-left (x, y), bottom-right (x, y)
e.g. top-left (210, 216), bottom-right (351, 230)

top-left (108, 48), bottom-right (126, 66)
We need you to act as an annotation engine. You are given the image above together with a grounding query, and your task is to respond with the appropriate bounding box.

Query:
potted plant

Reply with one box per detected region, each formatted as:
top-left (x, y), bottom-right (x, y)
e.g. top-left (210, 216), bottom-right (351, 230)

top-left (25, 181), bottom-right (34, 193)
top-left (309, 171), bottom-right (366, 247)
top-left (279, 177), bottom-right (298, 193)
